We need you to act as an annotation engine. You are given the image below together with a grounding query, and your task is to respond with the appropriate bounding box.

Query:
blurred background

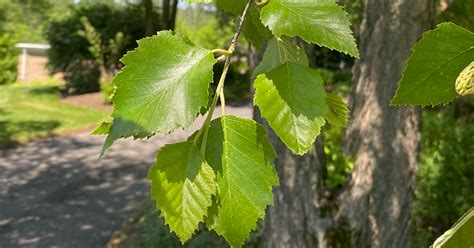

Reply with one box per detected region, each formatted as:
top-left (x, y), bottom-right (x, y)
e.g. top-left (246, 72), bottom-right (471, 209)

top-left (0, 0), bottom-right (472, 247)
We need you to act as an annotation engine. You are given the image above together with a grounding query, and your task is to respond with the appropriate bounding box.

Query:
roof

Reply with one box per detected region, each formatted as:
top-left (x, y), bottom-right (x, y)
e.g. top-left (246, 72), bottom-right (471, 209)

top-left (15, 43), bottom-right (51, 50)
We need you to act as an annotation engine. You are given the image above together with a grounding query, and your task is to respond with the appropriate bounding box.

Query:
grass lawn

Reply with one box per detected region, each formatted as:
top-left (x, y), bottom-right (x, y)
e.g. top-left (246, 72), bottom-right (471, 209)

top-left (0, 82), bottom-right (108, 147)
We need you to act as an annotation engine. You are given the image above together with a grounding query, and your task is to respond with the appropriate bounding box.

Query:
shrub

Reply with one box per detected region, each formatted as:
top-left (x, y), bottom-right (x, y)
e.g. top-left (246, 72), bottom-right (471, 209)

top-left (63, 60), bottom-right (101, 95)
top-left (0, 34), bottom-right (17, 85)
top-left (45, 3), bottom-right (152, 94)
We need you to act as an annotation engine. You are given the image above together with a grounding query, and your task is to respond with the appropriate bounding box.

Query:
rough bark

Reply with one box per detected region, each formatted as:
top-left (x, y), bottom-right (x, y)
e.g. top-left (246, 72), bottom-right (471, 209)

top-left (256, 109), bottom-right (328, 248)
top-left (341, 0), bottom-right (436, 247)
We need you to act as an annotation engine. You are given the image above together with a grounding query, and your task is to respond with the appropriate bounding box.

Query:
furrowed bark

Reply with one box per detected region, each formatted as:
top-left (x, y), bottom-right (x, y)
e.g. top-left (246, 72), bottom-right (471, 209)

top-left (341, 0), bottom-right (436, 247)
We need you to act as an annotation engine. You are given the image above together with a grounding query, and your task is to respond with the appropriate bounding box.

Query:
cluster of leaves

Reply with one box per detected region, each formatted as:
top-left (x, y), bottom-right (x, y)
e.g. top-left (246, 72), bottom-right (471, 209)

top-left (323, 126), bottom-right (354, 190)
top-left (392, 22), bottom-right (474, 106)
top-left (95, 0), bottom-right (357, 247)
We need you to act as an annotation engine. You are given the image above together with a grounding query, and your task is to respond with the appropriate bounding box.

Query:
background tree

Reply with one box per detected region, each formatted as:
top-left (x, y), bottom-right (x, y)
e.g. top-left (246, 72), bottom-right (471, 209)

top-left (143, 0), bottom-right (159, 35)
top-left (341, 0), bottom-right (436, 247)
top-left (161, 0), bottom-right (178, 30)
top-left (261, 0), bottom-right (436, 247)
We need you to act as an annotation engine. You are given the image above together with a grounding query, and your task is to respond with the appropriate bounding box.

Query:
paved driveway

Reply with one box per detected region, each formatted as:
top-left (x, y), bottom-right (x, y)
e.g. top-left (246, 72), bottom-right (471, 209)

top-left (0, 106), bottom-right (251, 248)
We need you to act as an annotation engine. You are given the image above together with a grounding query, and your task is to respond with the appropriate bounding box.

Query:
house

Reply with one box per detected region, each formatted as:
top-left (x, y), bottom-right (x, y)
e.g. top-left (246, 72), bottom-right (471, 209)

top-left (15, 43), bottom-right (54, 82)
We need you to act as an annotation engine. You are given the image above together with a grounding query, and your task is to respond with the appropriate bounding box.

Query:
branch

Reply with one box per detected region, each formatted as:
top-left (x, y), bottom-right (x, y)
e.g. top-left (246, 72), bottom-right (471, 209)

top-left (194, 0), bottom-right (254, 153)
top-left (231, 0), bottom-right (253, 46)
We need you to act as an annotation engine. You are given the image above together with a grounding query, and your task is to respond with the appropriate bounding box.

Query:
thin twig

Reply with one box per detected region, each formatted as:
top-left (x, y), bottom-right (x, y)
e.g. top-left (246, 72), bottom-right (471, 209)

top-left (193, 0), bottom-right (254, 153)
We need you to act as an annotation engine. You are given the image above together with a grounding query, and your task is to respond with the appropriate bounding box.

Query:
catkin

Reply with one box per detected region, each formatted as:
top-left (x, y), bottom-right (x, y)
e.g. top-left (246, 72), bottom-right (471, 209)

top-left (455, 62), bottom-right (474, 96)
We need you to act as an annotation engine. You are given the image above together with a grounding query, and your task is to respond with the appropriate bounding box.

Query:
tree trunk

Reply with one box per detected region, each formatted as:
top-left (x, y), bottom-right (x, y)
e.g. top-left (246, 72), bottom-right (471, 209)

top-left (161, 0), bottom-right (178, 30)
top-left (341, 0), bottom-right (436, 247)
top-left (168, 0), bottom-right (178, 30)
top-left (143, 0), bottom-right (157, 36)
top-left (256, 108), bottom-right (328, 248)
top-left (162, 0), bottom-right (170, 29)
top-left (258, 1), bottom-right (436, 247)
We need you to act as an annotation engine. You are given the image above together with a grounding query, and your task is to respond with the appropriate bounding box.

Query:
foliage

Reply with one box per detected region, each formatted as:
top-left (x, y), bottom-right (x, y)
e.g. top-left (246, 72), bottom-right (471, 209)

top-left (76, 16), bottom-right (128, 97)
top-left (254, 63), bottom-right (328, 155)
top-left (0, 34), bottom-right (17, 85)
top-left (176, 6), bottom-right (234, 50)
top-left (439, 0), bottom-right (474, 32)
top-left (411, 106), bottom-right (474, 247)
top-left (392, 22), bottom-right (474, 106)
top-left (177, 6), bottom-right (251, 103)
top-left (96, 0), bottom-right (356, 246)
top-left (323, 126), bottom-right (353, 190)
top-left (0, 81), bottom-right (107, 147)
top-left (148, 141), bottom-right (217, 243)
top-left (63, 60), bottom-right (102, 94)
top-left (215, 0), bottom-right (272, 49)
top-left (260, 0), bottom-right (359, 57)
top-left (100, 31), bottom-right (216, 156)
top-left (388, 19), bottom-right (474, 247)
top-left (45, 3), bottom-right (150, 94)
top-left (0, 0), bottom-right (50, 43)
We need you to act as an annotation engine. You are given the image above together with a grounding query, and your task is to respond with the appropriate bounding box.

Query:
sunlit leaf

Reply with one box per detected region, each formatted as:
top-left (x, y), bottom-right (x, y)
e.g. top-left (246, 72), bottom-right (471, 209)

top-left (260, 0), bottom-right (359, 57)
top-left (325, 94), bottom-right (349, 127)
top-left (100, 31), bottom-right (216, 156)
top-left (253, 37), bottom-right (308, 78)
top-left (392, 22), bottom-right (474, 106)
top-left (148, 141), bottom-right (217, 243)
top-left (203, 115), bottom-right (278, 247)
top-left (254, 62), bottom-right (328, 155)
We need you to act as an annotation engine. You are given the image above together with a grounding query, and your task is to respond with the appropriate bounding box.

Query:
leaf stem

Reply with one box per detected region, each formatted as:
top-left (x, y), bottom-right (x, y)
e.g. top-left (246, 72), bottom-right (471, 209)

top-left (216, 55), bottom-right (227, 62)
top-left (193, 0), bottom-right (254, 154)
top-left (211, 49), bottom-right (232, 55)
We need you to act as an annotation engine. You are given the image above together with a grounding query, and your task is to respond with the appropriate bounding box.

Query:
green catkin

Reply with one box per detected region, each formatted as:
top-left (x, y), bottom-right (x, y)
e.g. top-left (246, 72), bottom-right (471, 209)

top-left (455, 62), bottom-right (474, 96)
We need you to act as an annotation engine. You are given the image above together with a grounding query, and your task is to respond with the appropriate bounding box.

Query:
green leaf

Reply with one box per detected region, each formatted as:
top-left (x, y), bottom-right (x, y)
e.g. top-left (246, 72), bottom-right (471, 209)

top-left (203, 115), bottom-right (278, 247)
top-left (147, 141), bottom-right (217, 243)
top-left (325, 94), bottom-right (349, 127)
top-left (392, 22), bottom-right (474, 106)
top-left (182, 0), bottom-right (212, 3)
top-left (253, 37), bottom-right (309, 78)
top-left (260, 0), bottom-right (359, 58)
top-left (254, 62), bottom-right (328, 155)
top-left (91, 121), bottom-right (111, 135)
top-left (215, 0), bottom-right (246, 15)
top-left (432, 208), bottom-right (474, 248)
top-left (101, 31), bottom-right (216, 156)
top-left (242, 6), bottom-right (272, 50)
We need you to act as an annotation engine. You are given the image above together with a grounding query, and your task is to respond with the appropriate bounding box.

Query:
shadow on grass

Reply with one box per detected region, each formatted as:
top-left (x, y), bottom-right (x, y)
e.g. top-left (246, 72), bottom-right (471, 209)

top-left (0, 120), bottom-right (60, 148)
top-left (26, 86), bottom-right (61, 96)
